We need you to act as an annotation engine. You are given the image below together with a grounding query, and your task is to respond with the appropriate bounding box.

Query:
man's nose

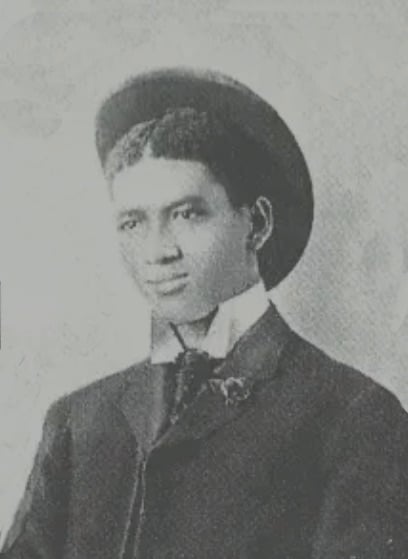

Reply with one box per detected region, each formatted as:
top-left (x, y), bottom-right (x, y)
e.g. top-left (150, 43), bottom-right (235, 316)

top-left (144, 224), bottom-right (181, 264)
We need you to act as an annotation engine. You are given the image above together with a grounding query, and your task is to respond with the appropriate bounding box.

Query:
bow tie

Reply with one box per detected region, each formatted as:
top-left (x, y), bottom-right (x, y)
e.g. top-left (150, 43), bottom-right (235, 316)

top-left (168, 349), bottom-right (224, 424)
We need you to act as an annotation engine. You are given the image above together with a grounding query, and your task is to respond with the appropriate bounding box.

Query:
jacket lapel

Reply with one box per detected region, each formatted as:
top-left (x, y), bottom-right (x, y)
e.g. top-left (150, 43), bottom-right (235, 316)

top-left (154, 302), bottom-right (293, 449)
top-left (119, 360), bottom-right (171, 451)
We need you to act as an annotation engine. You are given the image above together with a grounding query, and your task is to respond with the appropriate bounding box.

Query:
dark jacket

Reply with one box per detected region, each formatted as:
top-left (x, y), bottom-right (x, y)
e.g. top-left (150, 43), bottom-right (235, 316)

top-left (2, 304), bottom-right (408, 558)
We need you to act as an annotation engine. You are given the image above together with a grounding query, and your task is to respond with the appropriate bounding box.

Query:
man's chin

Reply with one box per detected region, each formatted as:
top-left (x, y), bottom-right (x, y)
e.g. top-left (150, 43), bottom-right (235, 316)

top-left (153, 299), bottom-right (217, 326)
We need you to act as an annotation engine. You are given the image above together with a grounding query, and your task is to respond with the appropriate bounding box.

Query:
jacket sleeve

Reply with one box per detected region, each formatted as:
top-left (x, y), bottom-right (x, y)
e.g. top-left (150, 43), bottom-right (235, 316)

top-left (312, 384), bottom-right (408, 559)
top-left (0, 397), bottom-right (72, 559)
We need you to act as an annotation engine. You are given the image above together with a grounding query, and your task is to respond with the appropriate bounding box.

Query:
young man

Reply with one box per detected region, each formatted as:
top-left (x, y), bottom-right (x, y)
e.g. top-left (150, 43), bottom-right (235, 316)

top-left (2, 68), bottom-right (408, 558)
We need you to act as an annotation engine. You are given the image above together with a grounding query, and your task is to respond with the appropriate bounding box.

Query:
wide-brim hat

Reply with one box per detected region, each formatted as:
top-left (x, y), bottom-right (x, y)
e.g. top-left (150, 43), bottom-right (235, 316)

top-left (95, 67), bottom-right (313, 289)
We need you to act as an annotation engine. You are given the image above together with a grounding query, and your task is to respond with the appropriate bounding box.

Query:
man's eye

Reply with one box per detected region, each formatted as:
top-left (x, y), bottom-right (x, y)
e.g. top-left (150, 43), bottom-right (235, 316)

top-left (173, 207), bottom-right (199, 221)
top-left (118, 219), bottom-right (140, 231)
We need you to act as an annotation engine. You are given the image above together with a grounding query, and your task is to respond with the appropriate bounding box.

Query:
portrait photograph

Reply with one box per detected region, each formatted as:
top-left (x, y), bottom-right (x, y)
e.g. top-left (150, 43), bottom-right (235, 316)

top-left (0, 1), bottom-right (408, 557)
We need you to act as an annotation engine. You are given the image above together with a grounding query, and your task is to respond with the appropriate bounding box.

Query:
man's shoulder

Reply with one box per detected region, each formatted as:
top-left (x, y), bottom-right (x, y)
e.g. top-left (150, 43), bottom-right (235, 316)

top-left (285, 332), bottom-right (405, 420)
top-left (51, 358), bottom-right (151, 418)
top-left (257, 304), bottom-right (397, 410)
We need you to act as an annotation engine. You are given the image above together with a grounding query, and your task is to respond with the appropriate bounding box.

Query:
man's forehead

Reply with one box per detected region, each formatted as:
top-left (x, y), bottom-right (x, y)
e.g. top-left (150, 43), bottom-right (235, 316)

top-left (111, 157), bottom-right (225, 211)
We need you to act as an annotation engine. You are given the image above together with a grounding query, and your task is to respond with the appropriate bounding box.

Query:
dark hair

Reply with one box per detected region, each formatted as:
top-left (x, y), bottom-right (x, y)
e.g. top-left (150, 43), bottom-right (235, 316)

top-left (104, 107), bottom-right (282, 208)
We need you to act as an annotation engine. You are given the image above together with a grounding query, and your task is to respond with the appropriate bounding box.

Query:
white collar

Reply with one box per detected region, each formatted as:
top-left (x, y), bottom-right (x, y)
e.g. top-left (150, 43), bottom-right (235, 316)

top-left (150, 281), bottom-right (270, 364)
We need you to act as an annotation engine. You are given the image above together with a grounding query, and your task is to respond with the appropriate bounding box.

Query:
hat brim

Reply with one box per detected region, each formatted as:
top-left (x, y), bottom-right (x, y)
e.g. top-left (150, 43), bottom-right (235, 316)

top-left (95, 67), bottom-right (314, 289)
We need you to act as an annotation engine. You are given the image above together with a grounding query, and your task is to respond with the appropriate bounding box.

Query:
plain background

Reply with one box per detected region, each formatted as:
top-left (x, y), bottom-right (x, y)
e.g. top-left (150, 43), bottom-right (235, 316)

top-left (1, 0), bottom-right (408, 539)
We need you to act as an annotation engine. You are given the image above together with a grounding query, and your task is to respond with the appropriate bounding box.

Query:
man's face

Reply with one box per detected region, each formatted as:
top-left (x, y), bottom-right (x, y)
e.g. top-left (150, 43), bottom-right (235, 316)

top-left (111, 157), bottom-right (258, 324)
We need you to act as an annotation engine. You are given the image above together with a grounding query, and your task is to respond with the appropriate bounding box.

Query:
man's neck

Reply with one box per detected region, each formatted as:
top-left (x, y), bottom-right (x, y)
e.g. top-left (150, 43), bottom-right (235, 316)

top-left (170, 278), bottom-right (261, 350)
top-left (175, 307), bottom-right (218, 350)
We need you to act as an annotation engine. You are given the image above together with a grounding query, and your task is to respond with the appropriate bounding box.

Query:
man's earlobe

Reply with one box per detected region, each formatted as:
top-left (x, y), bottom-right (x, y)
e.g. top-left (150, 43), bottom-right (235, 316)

top-left (248, 196), bottom-right (274, 251)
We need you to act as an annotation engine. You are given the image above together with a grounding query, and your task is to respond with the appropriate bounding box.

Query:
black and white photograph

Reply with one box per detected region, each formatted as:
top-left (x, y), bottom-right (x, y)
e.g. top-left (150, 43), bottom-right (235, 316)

top-left (1, 1), bottom-right (408, 557)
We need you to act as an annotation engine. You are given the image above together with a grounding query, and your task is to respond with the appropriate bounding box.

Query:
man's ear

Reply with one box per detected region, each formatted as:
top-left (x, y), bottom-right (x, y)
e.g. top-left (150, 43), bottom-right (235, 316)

top-left (248, 196), bottom-right (274, 251)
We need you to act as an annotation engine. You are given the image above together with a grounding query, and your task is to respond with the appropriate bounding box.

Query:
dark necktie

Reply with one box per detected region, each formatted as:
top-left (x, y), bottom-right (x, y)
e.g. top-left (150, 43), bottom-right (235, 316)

top-left (168, 349), bottom-right (224, 424)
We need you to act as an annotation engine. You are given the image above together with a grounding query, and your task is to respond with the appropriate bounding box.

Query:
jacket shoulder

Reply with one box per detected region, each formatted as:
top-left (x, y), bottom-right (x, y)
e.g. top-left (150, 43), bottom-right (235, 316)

top-left (280, 334), bottom-right (408, 467)
top-left (283, 332), bottom-right (405, 418)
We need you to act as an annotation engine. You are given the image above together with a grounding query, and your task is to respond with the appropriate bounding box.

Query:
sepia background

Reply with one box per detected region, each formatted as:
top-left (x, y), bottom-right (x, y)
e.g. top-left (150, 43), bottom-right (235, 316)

top-left (1, 0), bottom-right (408, 538)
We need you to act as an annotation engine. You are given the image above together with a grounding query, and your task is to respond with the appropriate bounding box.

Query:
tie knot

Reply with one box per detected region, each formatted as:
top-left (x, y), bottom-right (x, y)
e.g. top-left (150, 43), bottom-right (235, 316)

top-left (175, 348), bottom-right (222, 381)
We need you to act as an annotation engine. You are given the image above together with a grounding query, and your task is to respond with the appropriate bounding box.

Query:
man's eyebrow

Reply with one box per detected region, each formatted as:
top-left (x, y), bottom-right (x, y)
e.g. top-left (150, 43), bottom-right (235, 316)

top-left (116, 196), bottom-right (206, 220)
top-left (116, 208), bottom-right (145, 220)
top-left (164, 195), bottom-right (206, 213)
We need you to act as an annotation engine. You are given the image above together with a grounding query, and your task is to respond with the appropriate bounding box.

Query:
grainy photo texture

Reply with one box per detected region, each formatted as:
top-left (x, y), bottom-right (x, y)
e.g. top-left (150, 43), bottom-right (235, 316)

top-left (1, 1), bottom-right (408, 558)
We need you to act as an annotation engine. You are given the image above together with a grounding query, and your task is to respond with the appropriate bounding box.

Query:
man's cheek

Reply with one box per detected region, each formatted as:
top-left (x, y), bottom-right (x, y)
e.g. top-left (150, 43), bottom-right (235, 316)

top-left (120, 240), bottom-right (139, 264)
top-left (182, 228), bottom-right (219, 253)
top-left (119, 245), bottom-right (143, 281)
top-left (119, 246), bottom-right (134, 271)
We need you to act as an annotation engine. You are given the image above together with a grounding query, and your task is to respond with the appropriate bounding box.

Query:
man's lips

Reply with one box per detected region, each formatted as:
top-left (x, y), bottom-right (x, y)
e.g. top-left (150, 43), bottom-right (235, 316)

top-left (146, 273), bottom-right (188, 285)
top-left (146, 273), bottom-right (189, 294)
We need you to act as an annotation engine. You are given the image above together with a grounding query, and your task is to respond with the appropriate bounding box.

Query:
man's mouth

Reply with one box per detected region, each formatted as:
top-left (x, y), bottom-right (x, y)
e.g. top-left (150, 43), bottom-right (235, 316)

top-left (146, 274), bottom-right (189, 295)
